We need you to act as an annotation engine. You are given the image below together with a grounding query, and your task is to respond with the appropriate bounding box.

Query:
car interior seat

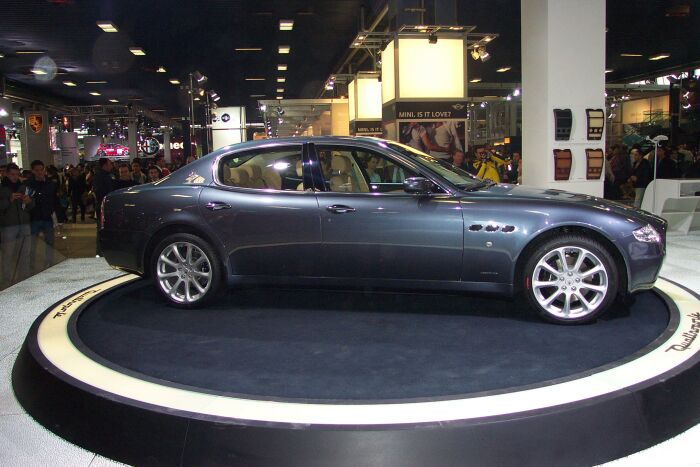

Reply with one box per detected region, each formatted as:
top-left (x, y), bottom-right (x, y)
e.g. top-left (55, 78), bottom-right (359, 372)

top-left (262, 166), bottom-right (282, 190)
top-left (228, 167), bottom-right (250, 187)
top-left (243, 164), bottom-right (266, 189)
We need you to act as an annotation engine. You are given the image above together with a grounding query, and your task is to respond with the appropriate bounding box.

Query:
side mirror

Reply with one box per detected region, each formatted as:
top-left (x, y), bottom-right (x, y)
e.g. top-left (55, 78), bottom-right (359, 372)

top-left (403, 177), bottom-right (433, 194)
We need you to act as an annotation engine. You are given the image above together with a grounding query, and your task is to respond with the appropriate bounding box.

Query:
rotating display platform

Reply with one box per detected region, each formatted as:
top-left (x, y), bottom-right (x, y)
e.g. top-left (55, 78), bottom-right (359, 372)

top-left (12, 275), bottom-right (700, 467)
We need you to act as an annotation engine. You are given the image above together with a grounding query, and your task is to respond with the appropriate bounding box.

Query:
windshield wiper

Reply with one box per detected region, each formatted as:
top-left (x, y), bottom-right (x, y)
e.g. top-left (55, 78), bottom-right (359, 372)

top-left (463, 180), bottom-right (495, 191)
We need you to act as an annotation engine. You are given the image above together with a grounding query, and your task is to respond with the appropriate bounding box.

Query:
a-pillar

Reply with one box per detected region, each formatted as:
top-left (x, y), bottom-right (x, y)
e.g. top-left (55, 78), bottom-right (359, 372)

top-left (521, 0), bottom-right (606, 196)
top-left (163, 128), bottom-right (171, 164)
top-left (127, 115), bottom-right (138, 161)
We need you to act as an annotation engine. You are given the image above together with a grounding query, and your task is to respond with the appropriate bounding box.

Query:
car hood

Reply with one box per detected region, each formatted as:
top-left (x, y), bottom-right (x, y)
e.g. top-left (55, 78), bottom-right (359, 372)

top-left (474, 184), bottom-right (666, 227)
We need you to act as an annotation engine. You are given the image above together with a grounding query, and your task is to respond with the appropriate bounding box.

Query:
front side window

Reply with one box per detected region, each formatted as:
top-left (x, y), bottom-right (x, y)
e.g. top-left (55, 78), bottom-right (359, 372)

top-left (219, 146), bottom-right (304, 191)
top-left (316, 146), bottom-right (419, 194)
top-left (383, 141), bottom-right (482, 190)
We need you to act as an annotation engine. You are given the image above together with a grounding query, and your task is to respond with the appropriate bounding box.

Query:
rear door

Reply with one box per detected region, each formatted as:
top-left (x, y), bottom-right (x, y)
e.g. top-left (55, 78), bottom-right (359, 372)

top-left (311, 143), bottom-right (464, 282)
top-left (199, 143), bottom-right (322, 277)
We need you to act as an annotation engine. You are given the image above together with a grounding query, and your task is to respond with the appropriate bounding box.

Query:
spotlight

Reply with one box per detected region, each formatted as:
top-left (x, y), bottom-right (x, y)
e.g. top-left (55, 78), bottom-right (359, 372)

top-left (480, 102), bottom-right (487, 108)
top-left (277, 106), bottom-right (285, 116)
top-left (479, 49), bottom-right (491, 62)
top-left (260, 104), bottom-right (267, 112)
top-left (470, 48), bottom-right (480, 61)
top-left (193, 70), bottom-right (207, 83)
top-left (198, 88), bottom-right (205, 97)
top-left (428, 33), bottom-right (437, 44)
top-left (513, 88), bottom-right (521, 97)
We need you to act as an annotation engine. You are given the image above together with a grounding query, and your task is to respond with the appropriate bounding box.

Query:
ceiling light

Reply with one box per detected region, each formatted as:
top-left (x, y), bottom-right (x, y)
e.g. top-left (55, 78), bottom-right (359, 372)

top-left (478, 49), bottom-right (491, 62)
top-left (276, 96), bottom-right (283, 100)
top-left (89, 92), bottom-right (101, 96)
top-left (193, 70), bottom-right (207, 83)
top-left (198, 88), bottom-right (205, 97)
top-left (649, 54), bottom-right (670, 61)
top-left (250, 94), bottom-right (266, 97)
top-left (0, 53), bottom-right (4, 58)
top-left (245, 77), bottom-right (265, 81)
top-left (277, 88), bottom-right (284, 93)
top-left (30, 69), bottom-right (47, 75)
top-left (358, 35), bottom-right (366, 40)
top-left (152, 109), bottom-right (165, 112)
top-left (129, 47), bottom-right (146, 56)
top-left (193, 97), bottom-right (200, 101)
top-left (86, 80), bottom-right (107, 84)
top-left (279, 45), bottom-right (290, 54)
top-left (63, 80), bottom-right (77, 86)
top-left (277, 77), bottom-right (286, 83)
top-left (109, 99), bottom-right (119, 103)
top-left (235, 48), bottom-right (263, 52)
top-left (278, 64), bottom-right (288, 71)
top-left (620, 53), bottom-right (642, 57)
top-left (279, 19), bottom-right (294, 31)
top-left (96, 21), bottom-right (118, 32)
top-left (470, 48), bottom-right (480, 61)
top-left (483, 36), bottom-right (493, 43)
top-left (156, 66), bottom-right (166, 73)
top-left (496, 66), bottom-right (511, 73)
top-left (469, 78), bottom-right (481, 83)
top-left (605, 69), bottom-right (613, 73)
top-left (15, 50), bottom-right (45, 54)
top-left (169, 78), bottom-right (180, 84)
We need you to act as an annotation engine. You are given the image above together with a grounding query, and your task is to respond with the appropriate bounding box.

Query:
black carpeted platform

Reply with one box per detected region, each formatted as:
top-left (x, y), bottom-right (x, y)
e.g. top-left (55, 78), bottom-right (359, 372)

top-left (75, 281), bottom-right (669, 401)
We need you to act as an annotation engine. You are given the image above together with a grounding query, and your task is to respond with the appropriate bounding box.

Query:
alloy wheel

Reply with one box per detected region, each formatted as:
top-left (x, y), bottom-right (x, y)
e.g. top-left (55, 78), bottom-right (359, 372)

top-left (531, 246), bottom-right (609, 319)
top-left (156, 241), bottom-right (212, 304)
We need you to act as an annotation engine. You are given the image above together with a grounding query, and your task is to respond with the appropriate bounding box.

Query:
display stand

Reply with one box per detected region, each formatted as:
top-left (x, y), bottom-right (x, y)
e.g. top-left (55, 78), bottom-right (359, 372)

top-left (12, 275), bottom-right (700, 466)
top-left (641, 179), bottom-right (700, 235)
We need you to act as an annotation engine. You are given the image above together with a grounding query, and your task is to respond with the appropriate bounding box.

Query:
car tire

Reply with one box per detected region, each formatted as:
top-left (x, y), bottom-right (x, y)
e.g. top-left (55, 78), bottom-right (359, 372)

top-left (523, 234), bottom-right (618, 324)
top-left (151, 233), bottom-right (223, 308)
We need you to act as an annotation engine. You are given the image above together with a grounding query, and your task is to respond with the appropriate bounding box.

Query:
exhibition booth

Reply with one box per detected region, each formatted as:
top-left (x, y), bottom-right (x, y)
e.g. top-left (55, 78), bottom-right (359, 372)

top-left (4, 0), bottom-right (700, 465)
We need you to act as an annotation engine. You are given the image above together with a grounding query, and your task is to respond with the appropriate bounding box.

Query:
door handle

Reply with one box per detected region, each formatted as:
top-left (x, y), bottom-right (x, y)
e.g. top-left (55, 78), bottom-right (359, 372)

top-left (205, 201), bottom-right (231, 211)
top-left (326, 204), bottom-right (356, 214)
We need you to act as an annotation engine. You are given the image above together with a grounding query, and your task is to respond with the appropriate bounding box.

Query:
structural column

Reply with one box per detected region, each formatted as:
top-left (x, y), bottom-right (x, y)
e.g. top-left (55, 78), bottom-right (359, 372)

top-left (127, 114), bottom-right (138, 161)
top-left (521, 0), bottom-right (606, 196)
top-left (163, 127), bottom-right (171, 163)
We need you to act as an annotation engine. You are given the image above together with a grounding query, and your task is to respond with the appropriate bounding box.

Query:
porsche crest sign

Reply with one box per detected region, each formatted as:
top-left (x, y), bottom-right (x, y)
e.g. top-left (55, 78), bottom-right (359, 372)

top-left (28, 114), bottom-right (43, 134)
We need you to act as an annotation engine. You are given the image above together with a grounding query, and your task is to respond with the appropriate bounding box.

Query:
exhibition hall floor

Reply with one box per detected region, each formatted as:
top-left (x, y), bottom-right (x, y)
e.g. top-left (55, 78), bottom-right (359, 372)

top-left (1, 235), bottom-right (700, 466)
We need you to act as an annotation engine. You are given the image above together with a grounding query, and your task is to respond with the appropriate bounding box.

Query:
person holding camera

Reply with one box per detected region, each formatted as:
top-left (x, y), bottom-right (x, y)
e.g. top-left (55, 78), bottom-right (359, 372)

top-left (473, 146), bottom-right (506, 184)
top-left (0, 163), bottom-right (34, 286)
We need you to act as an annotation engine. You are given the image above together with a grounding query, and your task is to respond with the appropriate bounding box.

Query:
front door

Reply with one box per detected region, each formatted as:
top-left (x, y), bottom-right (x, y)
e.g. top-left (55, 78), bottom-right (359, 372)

top-left (312, 144), bottom-right (464, 282)
top-left (200, 143), bottom-right (321, 277)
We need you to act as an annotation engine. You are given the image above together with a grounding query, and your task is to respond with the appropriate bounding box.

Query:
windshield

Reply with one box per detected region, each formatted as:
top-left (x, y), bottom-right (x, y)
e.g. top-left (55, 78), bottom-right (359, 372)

top-left (382, 141), bottom-right (485, 189)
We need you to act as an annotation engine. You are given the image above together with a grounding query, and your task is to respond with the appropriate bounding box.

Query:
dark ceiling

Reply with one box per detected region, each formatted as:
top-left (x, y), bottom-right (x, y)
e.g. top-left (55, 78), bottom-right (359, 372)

top-left (1, 0), bottom-right (699, 121)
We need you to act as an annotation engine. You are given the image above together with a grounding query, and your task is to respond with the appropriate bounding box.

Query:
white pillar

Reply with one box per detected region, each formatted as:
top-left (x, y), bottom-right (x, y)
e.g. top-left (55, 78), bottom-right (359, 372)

top-left (521, 0), bottom-right (606, 196)
top-left (163, 128), bottom-right (171, 163)
top-left (127, 117), bottom-right (138, 161)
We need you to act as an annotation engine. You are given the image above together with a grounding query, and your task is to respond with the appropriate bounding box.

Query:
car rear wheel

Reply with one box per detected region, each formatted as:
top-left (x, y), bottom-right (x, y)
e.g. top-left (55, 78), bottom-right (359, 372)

top-left (523, 235), bottom-right (618, 324)
top-left (152, 233), bottom-right (223, 308)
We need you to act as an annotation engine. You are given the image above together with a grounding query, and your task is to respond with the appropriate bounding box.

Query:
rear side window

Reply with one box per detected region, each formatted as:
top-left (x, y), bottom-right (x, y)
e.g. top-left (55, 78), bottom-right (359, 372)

top-left (219, 146), bottom-right (304, 191)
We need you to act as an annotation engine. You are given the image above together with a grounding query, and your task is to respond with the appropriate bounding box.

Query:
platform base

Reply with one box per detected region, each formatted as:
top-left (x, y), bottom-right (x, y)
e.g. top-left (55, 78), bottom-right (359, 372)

top-left (12, 276), bottom-right (700, 466)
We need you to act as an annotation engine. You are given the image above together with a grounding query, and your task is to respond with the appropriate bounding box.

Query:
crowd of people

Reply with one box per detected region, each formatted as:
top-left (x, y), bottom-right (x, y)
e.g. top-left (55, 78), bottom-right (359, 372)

top-left (604, 142), bottom-right (700, 207)
top-left (0, 153), bottom-right (194, 288)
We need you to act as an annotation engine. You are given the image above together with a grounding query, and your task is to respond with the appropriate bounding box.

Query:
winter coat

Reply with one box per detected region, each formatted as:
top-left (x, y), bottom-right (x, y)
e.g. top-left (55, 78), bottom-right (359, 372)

top-left (0, 179), bottom-right (35, 227)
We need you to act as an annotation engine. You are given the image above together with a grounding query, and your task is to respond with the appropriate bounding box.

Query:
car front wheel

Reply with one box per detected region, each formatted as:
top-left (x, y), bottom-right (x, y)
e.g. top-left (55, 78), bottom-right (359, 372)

top-left (523, 235), bottom-right (618, 324)
top-left (152, 233), bottom-right (223, 308)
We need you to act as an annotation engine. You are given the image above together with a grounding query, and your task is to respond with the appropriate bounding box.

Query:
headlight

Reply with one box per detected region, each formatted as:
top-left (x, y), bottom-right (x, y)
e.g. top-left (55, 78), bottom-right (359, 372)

top-left (633, 224), bottom-right (661, 243)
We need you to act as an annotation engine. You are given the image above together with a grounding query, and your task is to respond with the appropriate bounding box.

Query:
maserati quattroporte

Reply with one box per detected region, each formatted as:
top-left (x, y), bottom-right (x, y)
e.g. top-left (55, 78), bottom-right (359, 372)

top-left (100, 137), bottom-right (666, 324)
